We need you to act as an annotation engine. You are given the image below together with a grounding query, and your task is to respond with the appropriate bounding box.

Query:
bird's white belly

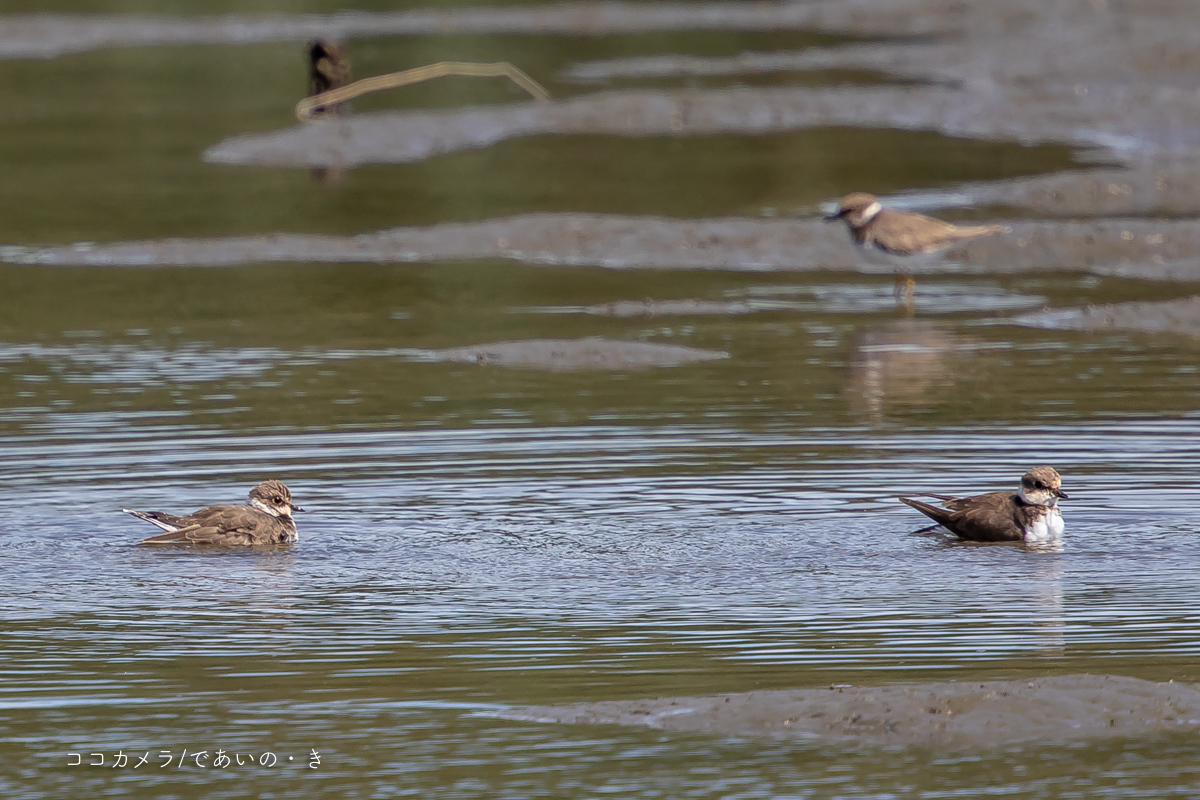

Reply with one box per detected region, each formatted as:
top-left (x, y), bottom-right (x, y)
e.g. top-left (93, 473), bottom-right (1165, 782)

top-left (859, 241), bottom-right (945, 270)
top-left (1023, 508), bottom-right (1064, 544)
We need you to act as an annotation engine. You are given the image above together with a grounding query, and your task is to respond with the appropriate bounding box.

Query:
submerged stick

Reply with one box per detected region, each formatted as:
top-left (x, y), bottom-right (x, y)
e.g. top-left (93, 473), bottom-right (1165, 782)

top-left (296, 61), bottom-right (551, 121)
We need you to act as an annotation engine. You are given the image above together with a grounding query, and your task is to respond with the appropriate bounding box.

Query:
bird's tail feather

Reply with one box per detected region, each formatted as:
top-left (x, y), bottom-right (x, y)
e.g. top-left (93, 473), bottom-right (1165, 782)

top-left (121, 509), bottom-right (180, 533)
top-left (956, 223), bottom-right (1009, 238)
top-left (898, 496), bottom-right (955, 528)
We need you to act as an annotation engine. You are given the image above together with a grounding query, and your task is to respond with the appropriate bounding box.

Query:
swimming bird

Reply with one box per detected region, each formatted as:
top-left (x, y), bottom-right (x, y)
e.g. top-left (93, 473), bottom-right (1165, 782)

top-left (123, 480), bottom-right (303, 546)
top-left (899, 466), bottom-right (1068, 544)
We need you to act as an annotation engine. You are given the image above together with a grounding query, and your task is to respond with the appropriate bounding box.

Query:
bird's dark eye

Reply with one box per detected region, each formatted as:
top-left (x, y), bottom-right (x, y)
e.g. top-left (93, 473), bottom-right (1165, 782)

top-left (1034, 481), bottom-right (1045, 489)
top-left (274, 496), bottom-right (285, 504)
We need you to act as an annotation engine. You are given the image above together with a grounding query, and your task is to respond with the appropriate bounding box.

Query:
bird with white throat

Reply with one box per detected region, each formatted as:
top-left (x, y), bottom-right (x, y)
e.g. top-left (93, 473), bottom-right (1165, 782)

top-left (825, 192), bottom-right (1010, 309)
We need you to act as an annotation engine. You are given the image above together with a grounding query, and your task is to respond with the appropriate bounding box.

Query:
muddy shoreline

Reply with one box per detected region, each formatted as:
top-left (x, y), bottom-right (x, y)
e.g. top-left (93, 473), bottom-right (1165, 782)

top-left (10, 215), bottom-right (1200, 284)
top-left (496, 674), bottom-right (1200, 749)
top-left (1017, 295), bottom-right (1200, 339)
top-left (6, 0), bottom-right (1200, 337)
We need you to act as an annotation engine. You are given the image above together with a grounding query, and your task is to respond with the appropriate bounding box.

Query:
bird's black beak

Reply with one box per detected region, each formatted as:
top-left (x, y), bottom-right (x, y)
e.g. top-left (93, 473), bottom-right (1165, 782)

top-left (290, 503), bottom-right (305, 513)
top-left (824, 209), bottom-right (846, 222)
top-left (1053, 488), bottom-right (1068, 500)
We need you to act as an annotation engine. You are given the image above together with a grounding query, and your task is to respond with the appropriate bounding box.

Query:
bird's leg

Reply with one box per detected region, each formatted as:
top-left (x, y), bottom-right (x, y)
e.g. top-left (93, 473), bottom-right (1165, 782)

top-left (893, 270), bottom-right (916, 316)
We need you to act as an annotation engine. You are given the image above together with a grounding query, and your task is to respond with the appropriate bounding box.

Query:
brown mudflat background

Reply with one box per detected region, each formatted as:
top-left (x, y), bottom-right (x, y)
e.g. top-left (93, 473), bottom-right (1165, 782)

top-left (12, 216), bottom-right (1200, 283)
top-left (500, 674), bottom-right (1200, 749)
top-left (7, 0), bottom-right (1200, 341)
top-left (1018, 296), bottom-right (1200, 339)
top-left (195, 0), bottom-right (1200, 188)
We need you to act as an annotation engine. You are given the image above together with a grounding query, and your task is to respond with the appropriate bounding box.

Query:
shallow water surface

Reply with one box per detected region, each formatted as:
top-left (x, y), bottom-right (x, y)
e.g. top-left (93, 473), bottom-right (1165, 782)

top-left (4, 271), bottom-right (1200, 797)
top-left (1, 3), bottom-right (1200, 799)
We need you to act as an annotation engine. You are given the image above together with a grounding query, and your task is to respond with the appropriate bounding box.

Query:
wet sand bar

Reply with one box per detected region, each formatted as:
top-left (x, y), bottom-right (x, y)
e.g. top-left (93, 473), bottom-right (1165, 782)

top-left (498, 674), bottom-right (1200, 749)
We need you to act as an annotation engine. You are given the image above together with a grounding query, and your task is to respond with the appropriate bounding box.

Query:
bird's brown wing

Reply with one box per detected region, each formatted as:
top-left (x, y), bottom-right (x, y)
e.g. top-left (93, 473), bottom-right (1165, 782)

top-left (175, 504), bottom-right (249, 526)
top-left (941, 491), bottom-right (1006, 512)
top-left (899, 496), bottom-right (957, 529)
top-left (942, 492), bottom-right (1025, 542)
top-left (871, 211), bottom-right (1006, 256)
top-left (139, 524), bottom-right (257, 546)
top-left (137, 504), bottom-right (275, 546)
top-left (900, 492), bottom-right (1024, 541)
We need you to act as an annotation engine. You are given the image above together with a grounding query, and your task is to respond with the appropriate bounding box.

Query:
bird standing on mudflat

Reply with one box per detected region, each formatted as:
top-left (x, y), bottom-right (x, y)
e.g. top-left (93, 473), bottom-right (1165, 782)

top-left (899, 466), bottom-right (1068, 545)
top-left (825, 192), bottom-right (1011, 310)
top-left (825, 192), bottom-right (1010, 256)
top-left (123, 479), bottom-right (303, 546)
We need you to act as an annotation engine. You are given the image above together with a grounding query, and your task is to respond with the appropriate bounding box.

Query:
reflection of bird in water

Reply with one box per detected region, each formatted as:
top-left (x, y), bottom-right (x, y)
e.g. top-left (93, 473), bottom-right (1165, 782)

top-left (1030, 556), bottom-right (1065, 654)
top-left (825, 193), bottom-right (1009, 313)
top-left (847, 319), bottom-right (975, 422)
top-left (307, 39), bottom-right (353, 112)
top-left (893, 272), bottom-right (916, 315)
top-left (899, 467), bottom-right (1069, 546)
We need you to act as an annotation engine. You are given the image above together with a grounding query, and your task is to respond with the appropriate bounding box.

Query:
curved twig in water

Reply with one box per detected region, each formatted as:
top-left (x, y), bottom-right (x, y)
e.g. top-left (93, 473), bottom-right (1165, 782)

top-left (295, 61), bottom-right (551, 120)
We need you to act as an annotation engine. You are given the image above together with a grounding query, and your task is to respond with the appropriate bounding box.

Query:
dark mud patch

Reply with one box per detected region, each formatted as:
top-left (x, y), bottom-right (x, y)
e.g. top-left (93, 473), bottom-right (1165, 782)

top-left (496, 674), bottom-right (1200, 749)
top-left (423, 337), bottom-right (728, 370)
top-left (1016, 296), bottom-right (1200, 340)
